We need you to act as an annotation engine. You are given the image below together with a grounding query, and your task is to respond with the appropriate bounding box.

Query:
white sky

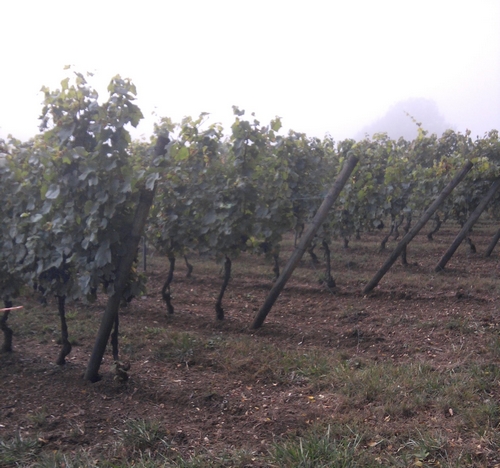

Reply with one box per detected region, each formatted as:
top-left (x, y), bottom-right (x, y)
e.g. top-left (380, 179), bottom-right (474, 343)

top-left (1, 0), bottom-right (499, 142)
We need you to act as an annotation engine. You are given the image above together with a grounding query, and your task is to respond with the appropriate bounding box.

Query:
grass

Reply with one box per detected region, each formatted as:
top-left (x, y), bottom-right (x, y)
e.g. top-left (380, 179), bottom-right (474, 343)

top-left (20, 348), bottom-right (492, 464)
top-left (26, 406), bottom-right (49, 428)
top-left (2, 348), bottom-right (499, 466)
top-left (8, 301), bottom-right (97, 345)
top-left (394, 430), bottom-right (450, 467)
top-left (141, 326), bottom-right (500, 441)
top-left (0, 433), bottom-right (39, 466)
top-left (270, 424), bottom-right (374, 467)
top-left (153, 331), bottom-right (202, 366)
top-left (114, 419), bottom-right (169, 455)
top-left (28, 449), bottom-right (100, 468)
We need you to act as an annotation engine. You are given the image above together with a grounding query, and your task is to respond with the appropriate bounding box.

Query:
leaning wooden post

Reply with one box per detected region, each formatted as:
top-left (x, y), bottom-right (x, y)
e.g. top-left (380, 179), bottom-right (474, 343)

top-left (485, 227), bottom-right (500, 257)
top-left (435, 177), bottom-right (500, 272)
top-left (142, 236), bottom-right (147, 271)
top-left (1, 305), bottom-right (23, 353)
top-left (84, 187), bottom-right (156, 382)
top-left (84, 136), bottom-right (169, 382)
top-left (363, 160), bottom-right (473, 294)
top-left (251, 153), bottom-right (359, 330)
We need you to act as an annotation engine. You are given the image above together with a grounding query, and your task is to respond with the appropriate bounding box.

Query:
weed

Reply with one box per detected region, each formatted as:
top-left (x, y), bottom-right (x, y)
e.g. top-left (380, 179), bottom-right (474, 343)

top-left (0, 433), bottom-right (39, 466)
top-left (334, 361), bottom-right (446, 415)
top-left (445, 316), bottom-right (472, 333)
top-left (168, 448), bottom-right (261, 467)
top-left (214, 336), bottom-right (336, 387)
top-left (27, 405), bottom-right (48, 427)
top-left (281, 350), bottom-right (332, 387)
top-left (41, 324), bottom-right (55, 335)
top-left (204, 335), bottom-right (225, 350)
top-left (270, 424), bottom-right (377, 467)
top-left (144, 326), bottom-right (167, 336)
top-left (396, 430), bottom-right (450, 466)
top-left (487, 333), bottom-right (500, 359)
top-left (154, 332), bottom-right (199, 365)
top-left (66, 309), bottom-right (78, 320)
top-left (34, 449), bottom-right (100, 468)
top-left (120, 333), bottom-right (147, 359)
top-left (69, 336), bottom-right (80, 346)
top-left (417, 320), bottom-right (440, 330)
top-left (114, 418), bottom-right (168, 454)
top-left (460, 399), bottom-right (500, 429)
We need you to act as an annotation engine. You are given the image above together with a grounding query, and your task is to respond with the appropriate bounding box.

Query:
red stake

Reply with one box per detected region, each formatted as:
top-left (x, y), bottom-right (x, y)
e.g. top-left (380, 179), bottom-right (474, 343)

top-left (0, 306), bottom-right (23, 312)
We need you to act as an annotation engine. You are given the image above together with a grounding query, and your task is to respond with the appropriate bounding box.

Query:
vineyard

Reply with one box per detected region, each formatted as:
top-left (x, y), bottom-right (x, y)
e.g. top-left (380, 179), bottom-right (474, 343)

top-left (1, 72), bottom-right (500, 466)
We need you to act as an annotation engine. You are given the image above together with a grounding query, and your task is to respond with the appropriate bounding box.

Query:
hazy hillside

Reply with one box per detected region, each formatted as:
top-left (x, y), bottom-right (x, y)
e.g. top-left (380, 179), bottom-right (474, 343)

top-left (357, 97), bottom-right (454, 140)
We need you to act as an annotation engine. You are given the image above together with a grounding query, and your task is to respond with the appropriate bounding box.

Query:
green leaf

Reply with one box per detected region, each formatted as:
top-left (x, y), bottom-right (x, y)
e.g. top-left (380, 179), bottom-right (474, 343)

top-left (95, 239), bottom-right (112, 268)
top-left (271, 118), bottom-right (282, 132)
top-left (203, 211), bottom-right (217, 225)
top-left (45, 184), bottom-right (61, 200)
top-left (255, 205), bottom-right (269, 218)
top-left (58, 123), bottom-right (76, 143)
top-left (145, 172), bottom-right (160, 190)
top-left (175, 146), bottom-right (189, 162)
top-left (232, 106), bottom-right (245, 117)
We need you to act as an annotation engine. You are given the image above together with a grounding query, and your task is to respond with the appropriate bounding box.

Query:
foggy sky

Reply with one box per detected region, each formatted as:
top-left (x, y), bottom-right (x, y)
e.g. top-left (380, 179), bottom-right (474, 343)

top-left (1, 0), bottom-right (499, 143)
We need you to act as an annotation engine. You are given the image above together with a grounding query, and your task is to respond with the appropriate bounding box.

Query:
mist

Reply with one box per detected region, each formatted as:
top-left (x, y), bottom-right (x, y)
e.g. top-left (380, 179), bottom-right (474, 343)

top-left (0, 0), bottom-right (499, 143)
top-left (356, 98), bottom-right (455, 140)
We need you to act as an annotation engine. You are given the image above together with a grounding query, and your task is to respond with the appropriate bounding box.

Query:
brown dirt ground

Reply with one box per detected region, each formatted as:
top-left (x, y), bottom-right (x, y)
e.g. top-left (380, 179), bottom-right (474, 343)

top-left (1, 225), bottom-right (500, 465)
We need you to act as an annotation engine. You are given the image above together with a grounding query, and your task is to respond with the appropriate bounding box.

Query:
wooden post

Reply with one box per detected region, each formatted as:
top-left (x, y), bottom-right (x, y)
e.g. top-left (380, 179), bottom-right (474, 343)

top-left (363, 160), bottom-right (473, 294)
top-left (485, 227), bottom-right (500, 257)
top-left (142, 236), bottom-right (147, 271)
top-left (1, 306), bottom-right (21, 353)
top-left (251, 153), bottom-right (358, 329)
top-left (84, 187), bottom-right (156, 382)
top-left (435, 177), bottom-right (500, 272)
top-left (84, 136), bottom-right (169, 382)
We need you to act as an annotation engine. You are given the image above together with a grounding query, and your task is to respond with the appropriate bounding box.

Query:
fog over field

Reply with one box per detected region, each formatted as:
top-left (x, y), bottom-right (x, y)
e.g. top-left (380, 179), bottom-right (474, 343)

top-left (1, 0), bottom-right (499, 142)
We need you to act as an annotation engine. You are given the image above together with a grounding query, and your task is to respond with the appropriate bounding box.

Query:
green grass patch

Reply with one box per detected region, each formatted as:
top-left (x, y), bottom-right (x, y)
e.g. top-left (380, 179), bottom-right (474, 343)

top-left (114, 418), bottom-right (169, 454)
top-left (270, 424), bottom-right (377, 467)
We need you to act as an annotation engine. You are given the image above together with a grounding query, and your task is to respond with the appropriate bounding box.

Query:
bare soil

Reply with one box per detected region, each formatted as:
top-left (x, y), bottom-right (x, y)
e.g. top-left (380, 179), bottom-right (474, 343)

top-left (1, 225), bottom-right (500, 465)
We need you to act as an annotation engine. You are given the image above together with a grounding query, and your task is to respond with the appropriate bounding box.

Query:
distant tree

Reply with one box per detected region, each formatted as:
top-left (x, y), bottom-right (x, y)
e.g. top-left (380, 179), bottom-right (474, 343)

top-left (357, 98), bottom-right (454, 140)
